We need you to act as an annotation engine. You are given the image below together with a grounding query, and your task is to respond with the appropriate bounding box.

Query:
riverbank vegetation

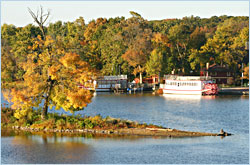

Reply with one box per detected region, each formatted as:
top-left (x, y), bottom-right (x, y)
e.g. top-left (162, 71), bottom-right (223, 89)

top-left (1, 107), bottom-right (162, 131)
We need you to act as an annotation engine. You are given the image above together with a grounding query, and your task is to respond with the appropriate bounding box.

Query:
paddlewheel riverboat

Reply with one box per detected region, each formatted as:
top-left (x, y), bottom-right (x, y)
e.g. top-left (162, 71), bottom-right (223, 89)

top-left (160, 75), bottom-right (219, 95)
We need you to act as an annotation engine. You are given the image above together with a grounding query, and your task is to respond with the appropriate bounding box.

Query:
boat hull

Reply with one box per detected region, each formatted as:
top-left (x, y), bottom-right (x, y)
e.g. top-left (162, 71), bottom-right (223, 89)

top-left (162, 88), bottom-right (203, 95)
top-left (95, 88), bottom-right (112, 92)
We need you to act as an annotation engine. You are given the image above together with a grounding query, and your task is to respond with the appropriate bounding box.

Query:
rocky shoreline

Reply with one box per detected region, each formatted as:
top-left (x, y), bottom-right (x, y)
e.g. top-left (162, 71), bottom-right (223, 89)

top-left (10, 125), bottom-right (232, 137)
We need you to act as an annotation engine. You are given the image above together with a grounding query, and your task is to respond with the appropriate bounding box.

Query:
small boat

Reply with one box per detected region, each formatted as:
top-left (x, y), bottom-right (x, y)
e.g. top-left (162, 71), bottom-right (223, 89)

top-left (160, 75), bottom-right (219, 95)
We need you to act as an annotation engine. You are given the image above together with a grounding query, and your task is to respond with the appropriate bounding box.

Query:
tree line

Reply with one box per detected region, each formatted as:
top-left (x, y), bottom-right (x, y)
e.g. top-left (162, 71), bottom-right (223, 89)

top-left (2, 11), bottom-right (249, 85)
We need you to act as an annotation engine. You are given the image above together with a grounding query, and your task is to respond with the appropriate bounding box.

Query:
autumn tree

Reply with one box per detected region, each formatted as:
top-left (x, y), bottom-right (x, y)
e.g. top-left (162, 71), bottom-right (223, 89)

top-left (4, 7), bottom-right (96, 120)
top-left (82, 18), bottom-right (108, 70)
top-left (122, 12), bottom-right (153, 83)
top-left (193, 18), bottom-right (248, 70)
top-left (243, 65), bottom-right (249, 80)
top-left (1, 24), bottom-right (17, 88)
top-left (9, 36), bottom-right (95, 120)
top-left (1, 24), bottom-right (42, 88)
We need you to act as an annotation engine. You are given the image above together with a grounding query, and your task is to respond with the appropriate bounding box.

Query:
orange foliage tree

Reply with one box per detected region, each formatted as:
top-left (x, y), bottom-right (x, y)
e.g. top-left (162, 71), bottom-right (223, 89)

top-left (9, 35), bottom-right (96, 120)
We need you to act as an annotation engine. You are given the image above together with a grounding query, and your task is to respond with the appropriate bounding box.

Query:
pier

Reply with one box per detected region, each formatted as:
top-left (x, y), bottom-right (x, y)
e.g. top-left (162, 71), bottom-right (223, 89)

top-left (218, 87), bottom-right (249, 95)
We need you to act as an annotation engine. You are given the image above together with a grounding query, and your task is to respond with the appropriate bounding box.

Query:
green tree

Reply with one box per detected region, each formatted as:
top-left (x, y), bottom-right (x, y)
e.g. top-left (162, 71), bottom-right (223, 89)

top-left (146, 49), bottom-right (163, 75)
top-left (168, 23), bottom-right (192, 74)
top-left (100, 22), bottom-right (126, 75)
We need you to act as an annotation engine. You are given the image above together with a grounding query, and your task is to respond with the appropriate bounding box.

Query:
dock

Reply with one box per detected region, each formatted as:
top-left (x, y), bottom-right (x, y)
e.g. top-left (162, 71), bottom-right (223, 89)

top-left (218, 87), bottom-right (249, 95)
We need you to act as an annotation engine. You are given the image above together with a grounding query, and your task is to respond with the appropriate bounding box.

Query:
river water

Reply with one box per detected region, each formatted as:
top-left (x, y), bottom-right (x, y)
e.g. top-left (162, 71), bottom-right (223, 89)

top-left (1, 92), bottom-right (249, 164)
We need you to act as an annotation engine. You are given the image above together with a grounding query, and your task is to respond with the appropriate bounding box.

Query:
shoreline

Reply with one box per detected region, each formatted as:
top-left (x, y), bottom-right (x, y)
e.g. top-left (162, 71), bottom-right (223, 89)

top-left (218, 87), bottom-right (249, 95)
top-left (6, 126), bottom-right (231, 138)
top-left (1, 106), bottom-right (233, 138)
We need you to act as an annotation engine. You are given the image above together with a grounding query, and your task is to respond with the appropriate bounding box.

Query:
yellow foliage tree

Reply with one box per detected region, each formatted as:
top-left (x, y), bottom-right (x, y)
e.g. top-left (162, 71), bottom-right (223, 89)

top-left (9, 35), bottom-right (96, 120)
top-left (243, 66), bottom-right (249, 80)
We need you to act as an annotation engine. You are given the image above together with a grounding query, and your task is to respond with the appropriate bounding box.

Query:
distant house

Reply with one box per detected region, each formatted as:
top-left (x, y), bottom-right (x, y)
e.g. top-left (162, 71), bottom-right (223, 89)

top-left (142, 75), bottom-right (159, 84)
top-left (200, 63), bottom-right (234, 84)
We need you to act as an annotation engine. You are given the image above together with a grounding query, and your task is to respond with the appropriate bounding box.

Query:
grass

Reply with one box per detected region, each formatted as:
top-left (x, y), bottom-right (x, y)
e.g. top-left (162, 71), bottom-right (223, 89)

top-left (1, 107), bottom-right (164, 131)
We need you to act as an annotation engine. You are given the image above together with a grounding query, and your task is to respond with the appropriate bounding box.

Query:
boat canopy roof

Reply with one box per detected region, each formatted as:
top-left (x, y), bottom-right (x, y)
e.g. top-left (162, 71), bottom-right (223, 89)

top-left (97, 75), bottom-right (127, 80)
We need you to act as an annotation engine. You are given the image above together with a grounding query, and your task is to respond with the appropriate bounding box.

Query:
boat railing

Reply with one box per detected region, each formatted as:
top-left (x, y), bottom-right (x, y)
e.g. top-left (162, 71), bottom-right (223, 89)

top-left (164, 75), bottom-right (211, 81)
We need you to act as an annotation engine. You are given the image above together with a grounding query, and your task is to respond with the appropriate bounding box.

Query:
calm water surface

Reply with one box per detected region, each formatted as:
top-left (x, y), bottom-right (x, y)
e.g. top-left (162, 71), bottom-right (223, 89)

top-left (1, 92), bottom-right (249, 164)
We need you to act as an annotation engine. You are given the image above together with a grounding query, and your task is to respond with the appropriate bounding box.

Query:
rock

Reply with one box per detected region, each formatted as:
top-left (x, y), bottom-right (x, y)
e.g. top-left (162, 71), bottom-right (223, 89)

top-left (218, 129), bottom-right (232, 136)
top-left (220, 129), bottom-right (224, 134)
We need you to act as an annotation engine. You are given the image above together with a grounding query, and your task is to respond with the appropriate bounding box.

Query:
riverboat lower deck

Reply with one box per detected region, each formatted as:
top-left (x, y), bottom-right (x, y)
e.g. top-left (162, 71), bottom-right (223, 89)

top-left (160, 75), bottom-right (218, 95)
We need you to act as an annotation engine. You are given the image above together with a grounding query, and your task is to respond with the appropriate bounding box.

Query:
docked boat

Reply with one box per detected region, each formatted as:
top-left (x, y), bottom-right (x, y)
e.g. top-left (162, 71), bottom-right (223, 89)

top-left (95, 75), bottom-right (128, 92)
top-left (160, 75), bottom-right (219, 95)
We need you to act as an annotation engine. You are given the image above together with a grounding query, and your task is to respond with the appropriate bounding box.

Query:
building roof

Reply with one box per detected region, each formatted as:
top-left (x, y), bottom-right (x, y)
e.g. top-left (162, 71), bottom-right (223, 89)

top-left (201, 64), bottom-right (232, 72)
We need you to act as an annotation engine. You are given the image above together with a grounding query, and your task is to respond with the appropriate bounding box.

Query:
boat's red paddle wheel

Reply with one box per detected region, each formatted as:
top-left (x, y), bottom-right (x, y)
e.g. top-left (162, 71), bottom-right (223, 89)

top-left (203, 83), bottom-right (219, 95)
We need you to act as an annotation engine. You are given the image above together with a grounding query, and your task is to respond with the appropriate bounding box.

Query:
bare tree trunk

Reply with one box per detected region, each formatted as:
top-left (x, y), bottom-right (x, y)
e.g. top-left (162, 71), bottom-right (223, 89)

top-left (139, 72), bottom-right (142, 84)
top-left (158, 72), bottom-right (161, 84)
top-left (139, 65), bottom-right (142, 84)
top-left (41, 95), bottom-right (49, 120)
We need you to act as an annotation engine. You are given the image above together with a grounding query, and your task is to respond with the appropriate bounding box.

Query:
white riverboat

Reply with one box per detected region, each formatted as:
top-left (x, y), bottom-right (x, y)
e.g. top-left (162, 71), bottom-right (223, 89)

top-left (160, 75), bottom-right (218, 95)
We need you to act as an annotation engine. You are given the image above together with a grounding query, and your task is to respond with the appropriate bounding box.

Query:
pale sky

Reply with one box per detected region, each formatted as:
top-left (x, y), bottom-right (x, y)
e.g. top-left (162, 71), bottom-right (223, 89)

top-left (1, 1), bottom-right (249, 27)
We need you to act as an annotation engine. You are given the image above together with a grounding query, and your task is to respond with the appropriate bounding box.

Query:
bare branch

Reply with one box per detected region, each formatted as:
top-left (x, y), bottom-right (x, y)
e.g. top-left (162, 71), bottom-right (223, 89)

top-left (27, 6), bottom-right (51, 40)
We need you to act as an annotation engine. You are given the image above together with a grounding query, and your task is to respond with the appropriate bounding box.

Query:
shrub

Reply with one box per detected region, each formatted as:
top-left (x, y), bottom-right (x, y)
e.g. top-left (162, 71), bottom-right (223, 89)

top-left (76, 120), bottom-right (84, 129)
top-left (56, 119), bottom-right (66, 130)
top-left (66, 116), bottom-right (77, 124)
top-left (84, 118), bottom-right (94, 129)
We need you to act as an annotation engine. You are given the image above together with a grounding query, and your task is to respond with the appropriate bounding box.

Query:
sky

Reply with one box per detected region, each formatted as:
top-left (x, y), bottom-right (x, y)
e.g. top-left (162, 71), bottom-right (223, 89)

top-left (1, 1), bottom-right (249, 27)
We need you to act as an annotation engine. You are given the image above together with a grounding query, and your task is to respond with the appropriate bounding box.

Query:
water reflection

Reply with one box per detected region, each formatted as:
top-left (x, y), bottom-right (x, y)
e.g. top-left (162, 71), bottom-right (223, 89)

top-left (2, 129), bottom-right (247, 164)
top-left (2, 131), bottom-right (93, 164)
top-left (162, 94), bottom-right (202, 100)
top-left (202, 95), bottom-right (217, 100)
